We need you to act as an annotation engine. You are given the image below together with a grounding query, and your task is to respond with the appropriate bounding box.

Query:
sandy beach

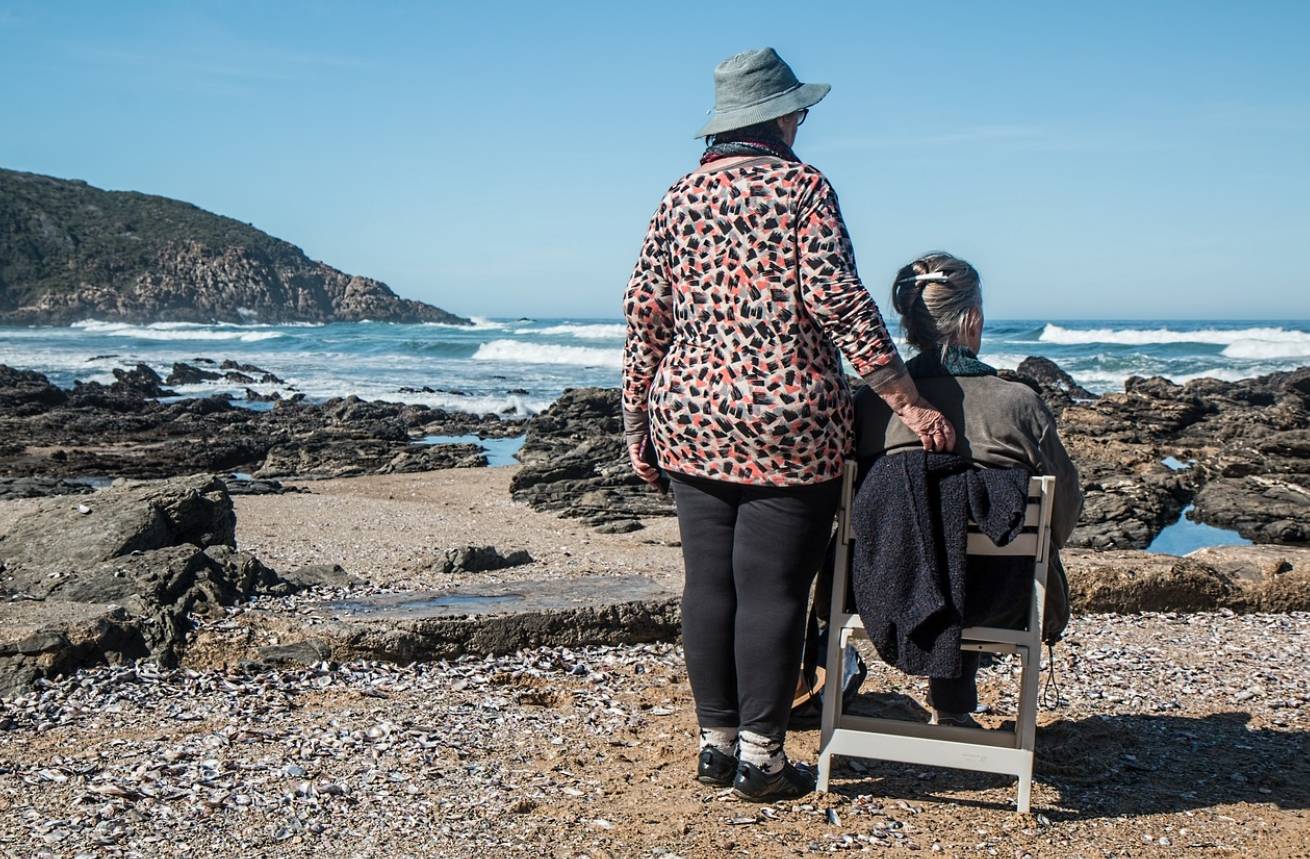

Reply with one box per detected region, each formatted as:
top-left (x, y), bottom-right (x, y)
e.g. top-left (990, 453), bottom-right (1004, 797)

top-left (231, 468), bottom-right (684, 591)
top-left (1, 466), bottom-right (1308, 858)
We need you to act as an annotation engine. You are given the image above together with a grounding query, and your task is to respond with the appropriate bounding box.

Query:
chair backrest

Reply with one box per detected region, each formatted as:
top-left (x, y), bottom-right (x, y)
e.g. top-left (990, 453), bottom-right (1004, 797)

top-left (835, 460), bottom-right (1056, 640)
top-left (835, 460), bottom-right (1056, 585)
top-left (964, 476), bottom-right (1055, 564)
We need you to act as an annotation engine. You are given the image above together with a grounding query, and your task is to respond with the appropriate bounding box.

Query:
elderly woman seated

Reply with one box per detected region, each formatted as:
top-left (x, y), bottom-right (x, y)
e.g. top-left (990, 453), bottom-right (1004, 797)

top-left (850, 252), bottom-right (1083, 728)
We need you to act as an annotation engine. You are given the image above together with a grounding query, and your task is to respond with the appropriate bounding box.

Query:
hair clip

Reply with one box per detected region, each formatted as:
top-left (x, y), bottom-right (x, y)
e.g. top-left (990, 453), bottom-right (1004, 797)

top-left (913, 273), bottom-right (951, 283)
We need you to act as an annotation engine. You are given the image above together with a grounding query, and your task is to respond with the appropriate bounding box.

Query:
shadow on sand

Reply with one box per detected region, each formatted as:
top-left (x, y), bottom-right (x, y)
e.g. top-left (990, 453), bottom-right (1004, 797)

top-left (824, 692), bottom-right (1310, 818)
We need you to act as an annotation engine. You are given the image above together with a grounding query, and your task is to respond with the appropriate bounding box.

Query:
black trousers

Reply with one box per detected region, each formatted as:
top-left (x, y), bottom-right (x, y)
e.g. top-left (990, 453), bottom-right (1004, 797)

top-left (671, 472), bottom-right (841, 741)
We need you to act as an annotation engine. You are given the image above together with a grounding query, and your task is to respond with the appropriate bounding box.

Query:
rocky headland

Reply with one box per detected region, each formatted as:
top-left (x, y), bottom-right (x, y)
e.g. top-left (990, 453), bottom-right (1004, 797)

top-left (0, 168), bottom-right (469, 325)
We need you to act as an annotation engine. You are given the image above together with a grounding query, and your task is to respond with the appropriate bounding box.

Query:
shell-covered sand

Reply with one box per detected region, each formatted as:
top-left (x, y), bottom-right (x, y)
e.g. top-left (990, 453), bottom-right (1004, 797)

top-left (2, 467), bottom-right (1308, 857)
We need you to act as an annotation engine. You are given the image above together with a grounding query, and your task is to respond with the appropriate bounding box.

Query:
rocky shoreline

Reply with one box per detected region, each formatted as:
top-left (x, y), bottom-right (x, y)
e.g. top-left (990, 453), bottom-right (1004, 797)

top-left (510, 359), bottom-right (1310, 550)
top-left (0, 362), bottom-right (521, 483)
top-left (4, 355), bottom-right (1306, 550)
top-left (0, 356), bottom-right (1307, 697)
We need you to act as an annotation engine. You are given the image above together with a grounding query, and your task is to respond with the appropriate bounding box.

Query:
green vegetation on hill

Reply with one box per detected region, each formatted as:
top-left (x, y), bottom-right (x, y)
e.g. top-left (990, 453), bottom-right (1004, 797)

top-left (0, 168), bottom-right (468, 325)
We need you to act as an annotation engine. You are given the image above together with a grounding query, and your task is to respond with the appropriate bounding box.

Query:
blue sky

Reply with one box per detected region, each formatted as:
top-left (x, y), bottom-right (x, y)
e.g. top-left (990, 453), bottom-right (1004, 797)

top-left (2, 1), bottom-right (1307, 320)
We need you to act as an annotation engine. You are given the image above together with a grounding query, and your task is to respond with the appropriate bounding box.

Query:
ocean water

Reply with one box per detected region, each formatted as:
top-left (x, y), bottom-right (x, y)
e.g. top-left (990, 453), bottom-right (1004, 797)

top-left (1, 318), bottom-right (1308, 417)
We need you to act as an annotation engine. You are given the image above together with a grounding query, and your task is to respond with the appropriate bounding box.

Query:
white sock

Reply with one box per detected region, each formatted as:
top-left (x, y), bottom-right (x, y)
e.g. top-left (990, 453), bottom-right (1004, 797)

top-left (739, 730), bottom-right (785, 775)
top-left (699, 726), bottom-right (738, 755)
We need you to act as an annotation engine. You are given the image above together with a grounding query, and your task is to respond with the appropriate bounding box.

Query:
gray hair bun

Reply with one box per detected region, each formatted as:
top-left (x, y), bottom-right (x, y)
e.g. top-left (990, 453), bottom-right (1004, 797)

top-left (890, 252), bottom-right (982, 356)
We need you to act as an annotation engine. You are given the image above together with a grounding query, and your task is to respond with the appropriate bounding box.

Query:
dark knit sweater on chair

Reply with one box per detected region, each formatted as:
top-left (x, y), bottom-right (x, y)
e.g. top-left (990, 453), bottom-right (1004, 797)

top-left (851, 450), bottom-right (1030, 679)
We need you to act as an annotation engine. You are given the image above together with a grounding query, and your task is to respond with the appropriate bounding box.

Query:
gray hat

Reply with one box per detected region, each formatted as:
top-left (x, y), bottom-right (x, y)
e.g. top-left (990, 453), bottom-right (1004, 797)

top-left (695, 47), bottom-right (830, 139)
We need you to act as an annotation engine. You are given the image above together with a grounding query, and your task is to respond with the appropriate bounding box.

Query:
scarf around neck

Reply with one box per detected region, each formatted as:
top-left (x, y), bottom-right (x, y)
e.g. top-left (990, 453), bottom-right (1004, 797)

top-left (906, 345), bottom-right (997, 379)
top-left (699, 138), bottom-right (799, 166)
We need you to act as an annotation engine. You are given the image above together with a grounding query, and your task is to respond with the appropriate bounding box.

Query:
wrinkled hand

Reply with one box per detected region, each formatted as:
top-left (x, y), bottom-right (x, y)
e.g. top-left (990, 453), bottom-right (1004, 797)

top-left (628, 438), bottom-right (664, 489)
top-left (898, 400), bottom-right (957, 453)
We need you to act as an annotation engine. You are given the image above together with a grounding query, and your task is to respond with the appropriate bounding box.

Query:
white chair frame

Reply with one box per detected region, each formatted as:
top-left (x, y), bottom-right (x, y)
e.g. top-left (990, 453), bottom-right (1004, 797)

top-left (816, 461), bottom-right (1056, 814)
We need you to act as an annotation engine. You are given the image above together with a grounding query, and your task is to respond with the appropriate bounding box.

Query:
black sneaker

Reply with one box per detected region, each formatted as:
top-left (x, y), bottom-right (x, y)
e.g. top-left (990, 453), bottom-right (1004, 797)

top-left (697, 746), bottom-right (738, 786)
top-left (732, 759), bottom-right (816, 802)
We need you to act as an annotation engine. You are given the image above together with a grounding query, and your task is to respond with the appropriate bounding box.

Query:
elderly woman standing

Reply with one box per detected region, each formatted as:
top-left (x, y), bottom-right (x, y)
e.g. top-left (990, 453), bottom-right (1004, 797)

top-left (622, 48), bottom-right (955, 801)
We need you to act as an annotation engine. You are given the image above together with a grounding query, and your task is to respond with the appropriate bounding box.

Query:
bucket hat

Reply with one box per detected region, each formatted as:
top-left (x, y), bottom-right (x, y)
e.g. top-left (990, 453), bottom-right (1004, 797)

top-left (695, 47), bottom-right (830, 138)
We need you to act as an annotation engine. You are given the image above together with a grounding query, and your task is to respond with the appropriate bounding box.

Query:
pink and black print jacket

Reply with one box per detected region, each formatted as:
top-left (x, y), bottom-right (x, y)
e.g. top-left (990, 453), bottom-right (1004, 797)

top-left (622, 158), bottom-right (906, 487)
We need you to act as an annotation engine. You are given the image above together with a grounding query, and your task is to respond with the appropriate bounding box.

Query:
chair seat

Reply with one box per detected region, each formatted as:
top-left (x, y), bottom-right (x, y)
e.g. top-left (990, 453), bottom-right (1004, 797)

top-left (838, 616), bottom-right (1031, 653)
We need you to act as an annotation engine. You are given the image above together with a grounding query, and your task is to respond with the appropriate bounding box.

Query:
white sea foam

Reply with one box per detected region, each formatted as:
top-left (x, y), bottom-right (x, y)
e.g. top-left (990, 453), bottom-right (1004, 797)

top-left (532, 323), bottom-right (627, 340)
top-left (389, 391), bottom-right (550, 416)
top-left (1221, 339), bottom-right (1310, 360)
top-left (979, 349), bottom-right (1282, 392)
top-left (70, 320), bottom-right (284, 342)
top-left (258, 376), bottom-right (551, 415)
top-left (1039, 323), bottom-right (1310, 348)
top-left (472, 339), bottom-right (622, 368)
top-left (424, 316), bottom-right (508, 331)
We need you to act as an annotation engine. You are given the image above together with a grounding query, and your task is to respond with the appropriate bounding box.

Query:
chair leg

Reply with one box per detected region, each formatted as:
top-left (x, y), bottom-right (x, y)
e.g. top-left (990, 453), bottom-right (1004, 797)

top-left (1014, 643), bottom-right (1041, 813)
top-left (1017, 765), bottom-right (1033, 814)
top-left (817, 747), bottom-right (833, 792)
top-left (817, 629), bottom-right (848, 793)
top-left (1016, 644), bottom-right (1040, 752)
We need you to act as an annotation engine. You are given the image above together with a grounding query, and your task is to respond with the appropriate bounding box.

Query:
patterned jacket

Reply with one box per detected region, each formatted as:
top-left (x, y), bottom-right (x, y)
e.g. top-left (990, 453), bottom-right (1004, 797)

top-left (622, 158), bottom-right (905, 486)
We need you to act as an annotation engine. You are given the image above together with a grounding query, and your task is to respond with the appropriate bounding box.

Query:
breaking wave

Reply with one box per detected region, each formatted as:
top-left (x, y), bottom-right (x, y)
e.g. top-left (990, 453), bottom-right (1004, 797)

top-left (531, 323), bottom-right (626, 340)
top-left (1039, 323), bottom-right (1310, 348)
top-left (1221, 339), bottom-right (1310, 359)
top-left (71, 320), bottom-right (284, 342)
top-left (424, 316), bottom-right (508, 331)
top-left (472, 339), bottom-right (622, 368)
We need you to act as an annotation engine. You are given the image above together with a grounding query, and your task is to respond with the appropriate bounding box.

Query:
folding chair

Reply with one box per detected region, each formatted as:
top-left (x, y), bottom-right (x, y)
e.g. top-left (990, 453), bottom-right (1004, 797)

top-left (816, 461), bottom-right (1056, 813)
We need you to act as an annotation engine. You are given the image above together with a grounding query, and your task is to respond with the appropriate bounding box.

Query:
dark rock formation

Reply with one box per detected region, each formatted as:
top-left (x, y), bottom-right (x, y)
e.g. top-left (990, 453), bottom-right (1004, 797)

top-left (0, 367), bottom-right (520, 481)
top-left (110, 363), bottom-right (176, 398)
top-left (220, 475), bottom-right (303, 496)
top-left (0, 601), bottom-right (149, 698)
top-left (279, 563), bottom-right (365, 591)
top-left (0, 475), bottom-right (287, 694)
top-left (0, 167), bottom-right (470, 326)
top-left (1043, 364), bottom-right (1309, 549)
top-left (255, 439), bottom-right (486, 479)
top-left (435, 545), bottom-right (533, 574)
top-left (0, 476), bottom-right (93, 501)
top-left (219, 359), bottom-right (281, 384)
top-left (167, 362), bottom-right (221, 385)
top-left (243, 387), bottom-right (282, 403)
top-left (1192, 477), bottom-right (1309, 544)
top-left (507, 367), bottom-right (1307, 548)
top-left (1000, 355), bottom-right (1097, 414)
top-left (1018, 355), bottom-right (1095, 400)
top-left (0, 365), bottom-right (68, 412)
top-left (0, 473), bottom-right (235, 572)
top-left (510, 388), bottom-right (675, 527)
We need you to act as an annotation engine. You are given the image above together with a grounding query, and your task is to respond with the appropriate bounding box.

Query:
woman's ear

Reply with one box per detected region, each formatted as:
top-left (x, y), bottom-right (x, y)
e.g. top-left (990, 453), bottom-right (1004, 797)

top-left (965, 308), bottom-right (984, 351)
top-left (776, 114), bottom-right (799, 146)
